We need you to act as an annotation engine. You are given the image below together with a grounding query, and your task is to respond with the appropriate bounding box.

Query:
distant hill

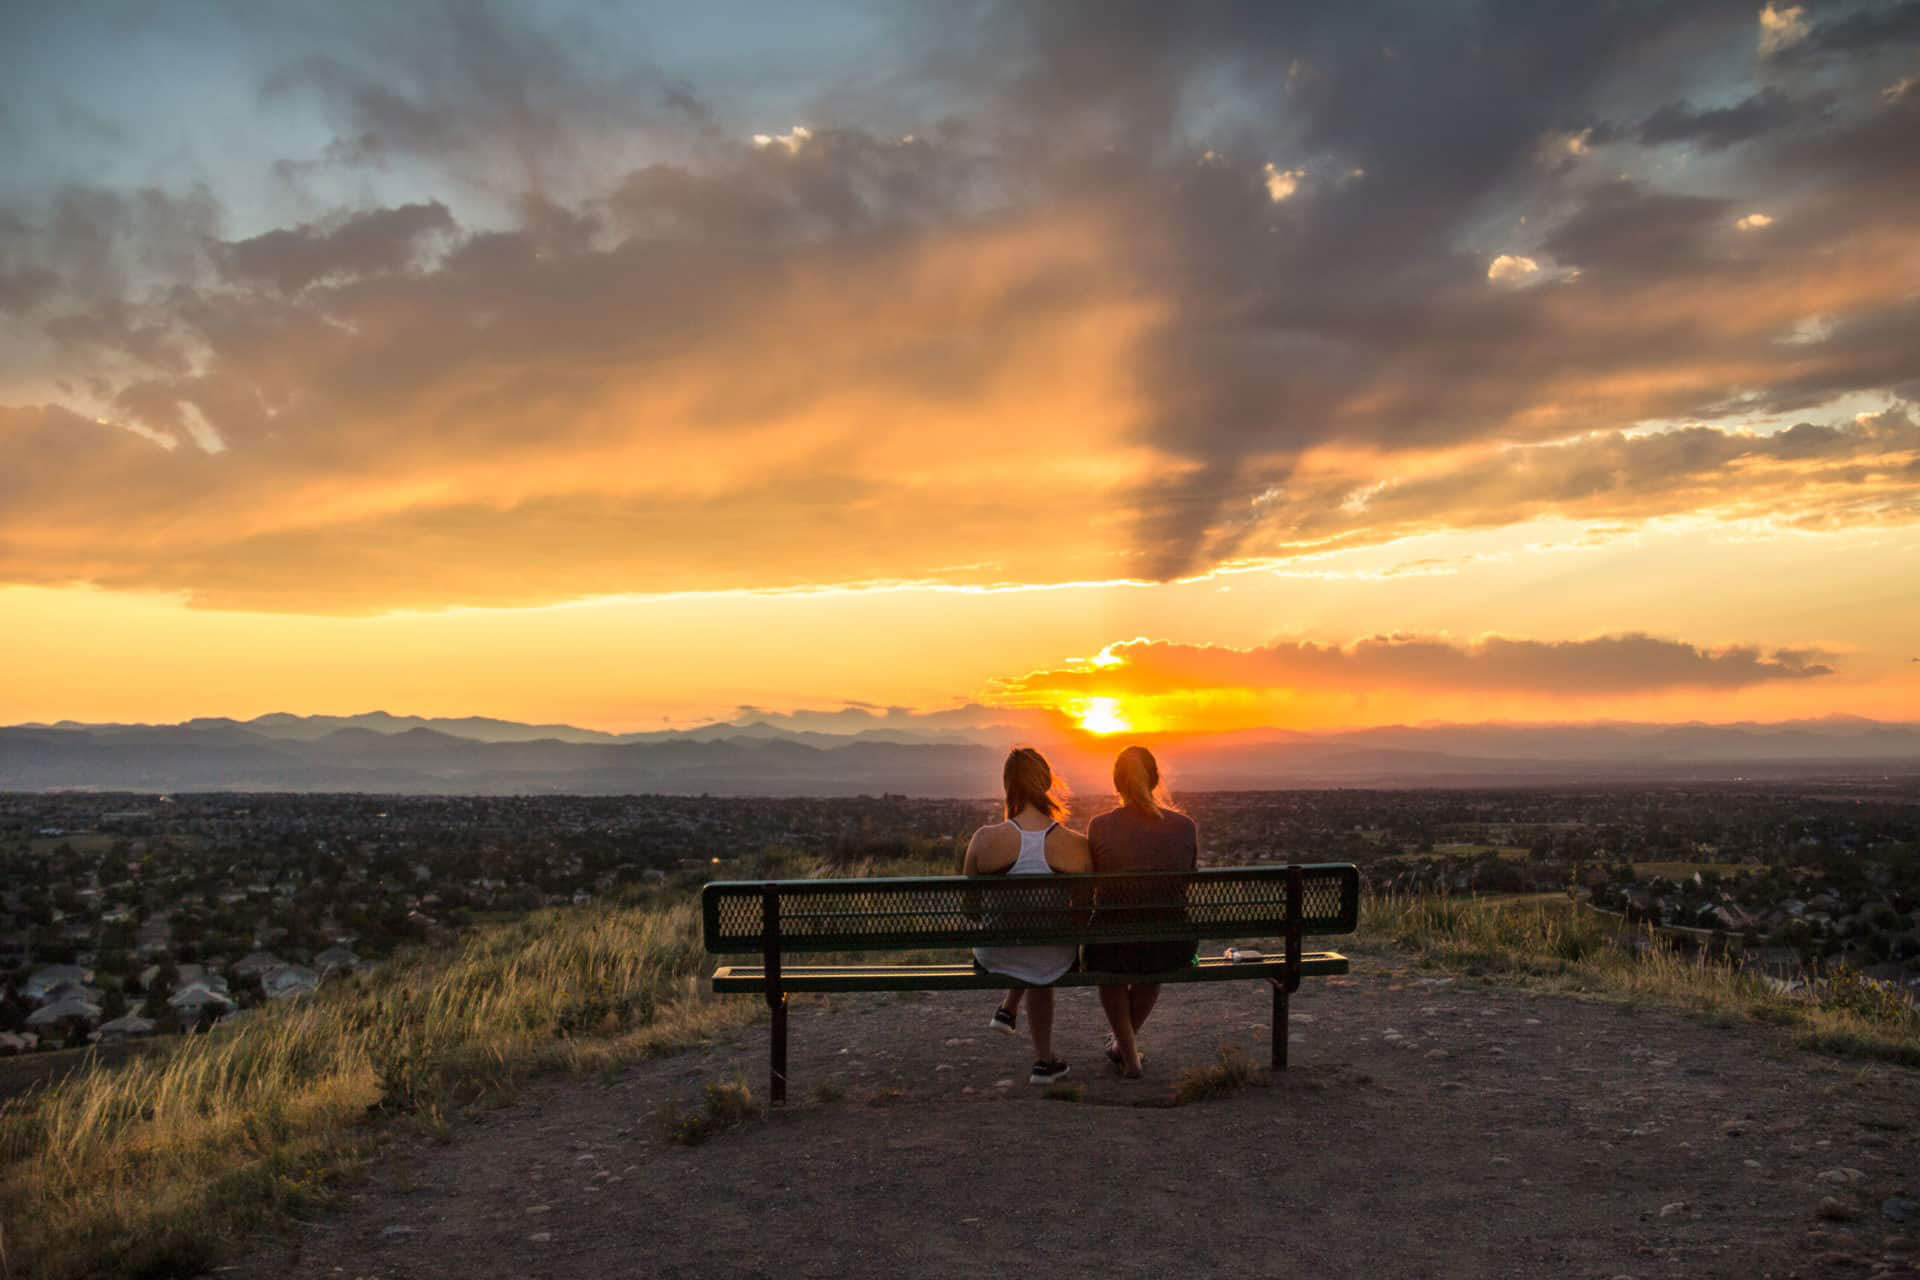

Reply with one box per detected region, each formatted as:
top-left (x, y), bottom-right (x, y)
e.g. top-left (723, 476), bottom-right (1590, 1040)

top-left (3, 712), bottom-right (1919, 794)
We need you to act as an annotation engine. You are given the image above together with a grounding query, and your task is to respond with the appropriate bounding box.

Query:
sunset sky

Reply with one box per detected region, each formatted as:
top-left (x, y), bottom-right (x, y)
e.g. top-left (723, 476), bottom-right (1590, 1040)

top-left (3, 2), bottom-right (1919, 736)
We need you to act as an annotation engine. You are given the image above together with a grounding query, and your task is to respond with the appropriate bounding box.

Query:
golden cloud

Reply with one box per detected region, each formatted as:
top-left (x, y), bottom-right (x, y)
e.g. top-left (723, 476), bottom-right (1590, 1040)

top-left (6, 7), bottom-right (1920, 613)
top-left (994, 633), bottom-right (1836, 706)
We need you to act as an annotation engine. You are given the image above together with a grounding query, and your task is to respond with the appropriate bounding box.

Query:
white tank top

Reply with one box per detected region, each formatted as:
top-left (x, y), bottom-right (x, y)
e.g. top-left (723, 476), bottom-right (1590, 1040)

top-left (972, 819), bottom-right (1077, 987)
top-left (1007, 820), bottom-right (1058, 875)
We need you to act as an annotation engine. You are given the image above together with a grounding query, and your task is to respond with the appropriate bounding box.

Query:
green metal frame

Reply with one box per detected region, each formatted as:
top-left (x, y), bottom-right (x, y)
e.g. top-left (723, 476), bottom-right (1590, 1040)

top-left (700, 863), bottom-right (1360, 953)
top-left (701, 863), bottom-right (1361, 1103)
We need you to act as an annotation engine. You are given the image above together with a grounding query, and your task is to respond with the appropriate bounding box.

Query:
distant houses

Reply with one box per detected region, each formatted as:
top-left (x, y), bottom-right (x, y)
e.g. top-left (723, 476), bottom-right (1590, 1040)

top-left (23, 964), bottom-right (93, 1002)
top-left (37, 978), bottom-right (103, 1007)
top-left (168, 983), bottom-right (235, 1020)
top-left (27, 995), bottom-right (102, 1030)
top-left (231, 951), bottom-right (283, 980)
top-left (95, 1013), bottom-right (157, 1042)
top-left (4, 934), bottom-right (347, 1049)
top-left (261, 964), bottom-right (319, 1000)
top-left (314, 946), bottom-right (359, 976)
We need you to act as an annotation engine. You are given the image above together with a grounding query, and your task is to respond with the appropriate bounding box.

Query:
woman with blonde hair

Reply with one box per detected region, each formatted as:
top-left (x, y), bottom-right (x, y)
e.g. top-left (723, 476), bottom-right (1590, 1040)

top-left (1084, 745), bottom-right (1198, 1077)
top-left (965, 746), bottom-right (1089, 1084)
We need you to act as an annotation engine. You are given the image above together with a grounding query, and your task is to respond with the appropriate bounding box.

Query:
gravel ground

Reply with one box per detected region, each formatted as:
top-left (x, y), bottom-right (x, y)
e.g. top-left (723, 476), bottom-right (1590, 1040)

top-left (235, 959), bottom-right (1920, 1280)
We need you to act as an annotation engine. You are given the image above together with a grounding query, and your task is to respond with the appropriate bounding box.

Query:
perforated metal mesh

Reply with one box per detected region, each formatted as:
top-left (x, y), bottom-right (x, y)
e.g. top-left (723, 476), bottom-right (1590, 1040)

top-left (702, 864), bottom-right (1359, 953)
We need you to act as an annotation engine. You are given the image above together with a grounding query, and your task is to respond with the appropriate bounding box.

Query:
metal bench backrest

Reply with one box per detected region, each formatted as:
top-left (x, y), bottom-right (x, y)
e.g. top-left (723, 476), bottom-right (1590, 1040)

top-left (701, 863), bottom-right (1360, 953)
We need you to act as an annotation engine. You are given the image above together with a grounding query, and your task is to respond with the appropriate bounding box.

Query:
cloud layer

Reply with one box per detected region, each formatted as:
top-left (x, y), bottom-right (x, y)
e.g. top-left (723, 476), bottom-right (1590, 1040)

top-left (995, 633), bottom-right (1837, 707)
top-left (3, 3), bottom-right (1920, 611)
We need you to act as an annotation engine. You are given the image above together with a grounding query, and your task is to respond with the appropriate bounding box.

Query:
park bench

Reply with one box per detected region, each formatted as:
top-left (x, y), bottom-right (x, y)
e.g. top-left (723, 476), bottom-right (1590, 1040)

top-left (701, 863), bottom-right (1360, 1102)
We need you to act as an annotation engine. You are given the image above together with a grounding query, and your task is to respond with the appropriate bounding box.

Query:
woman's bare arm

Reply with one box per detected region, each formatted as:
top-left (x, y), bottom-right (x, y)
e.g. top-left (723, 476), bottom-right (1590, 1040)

top-left (1045, 826), bottom-right (1092, 874)
top-left (965, 825), bottom-right (1017, 875)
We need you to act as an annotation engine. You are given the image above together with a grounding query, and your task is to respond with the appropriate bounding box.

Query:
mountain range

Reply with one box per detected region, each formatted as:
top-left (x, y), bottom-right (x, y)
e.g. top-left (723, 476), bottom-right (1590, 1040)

top-left (4, 711), bottom-right (1920, 795)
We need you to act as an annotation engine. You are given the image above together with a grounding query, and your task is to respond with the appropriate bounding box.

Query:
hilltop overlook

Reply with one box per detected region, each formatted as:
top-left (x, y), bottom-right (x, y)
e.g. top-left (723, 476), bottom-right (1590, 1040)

top-left (3, 833), bottom-right (1916, 1279)
top-left (243, 962), bottom-right (1920, 1279)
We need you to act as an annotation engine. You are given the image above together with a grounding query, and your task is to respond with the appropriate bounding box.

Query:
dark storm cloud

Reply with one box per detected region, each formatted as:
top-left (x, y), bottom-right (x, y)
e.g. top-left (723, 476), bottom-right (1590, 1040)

top-left (1789, 0), bottom-right (1920, 55)
top-left (218, 201), bottom-right (456, 293)
top-left (994, 4), bottom-right (1920, 573)
top-left (1541, 180), bottom-right (1732, 275)
top-left (1636, 88), bottom-right (1810, 149)
top-left (256, 4), bottom-right (696, 196)
top-left (5, 0), bottom-right (1920, 610)
top-left (0, 267), bottom-right (57, 315)
top-left (932, 0), bottom-right (1904, 574)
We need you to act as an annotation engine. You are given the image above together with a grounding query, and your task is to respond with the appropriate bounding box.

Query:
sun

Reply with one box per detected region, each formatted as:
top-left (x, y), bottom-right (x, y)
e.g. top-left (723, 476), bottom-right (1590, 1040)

top-left (1076, 696), bottom-right (1131, 736)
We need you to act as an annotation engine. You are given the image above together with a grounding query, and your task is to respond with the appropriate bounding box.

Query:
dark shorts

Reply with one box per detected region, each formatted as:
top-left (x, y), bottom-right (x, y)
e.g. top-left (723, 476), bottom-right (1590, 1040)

top-left (1081, 940), bottom-right (1197, 977)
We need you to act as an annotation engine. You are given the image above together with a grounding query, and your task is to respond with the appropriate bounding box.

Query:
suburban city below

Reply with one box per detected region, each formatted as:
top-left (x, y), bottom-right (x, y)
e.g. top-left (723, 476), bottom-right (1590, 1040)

top-left (5, 775), bottom-right (1917, 1064)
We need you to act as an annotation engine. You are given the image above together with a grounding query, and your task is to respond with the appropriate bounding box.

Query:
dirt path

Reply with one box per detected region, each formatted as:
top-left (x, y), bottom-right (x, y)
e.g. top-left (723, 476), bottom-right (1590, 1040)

top-left (237, 960), bottom-right (1919, 1280)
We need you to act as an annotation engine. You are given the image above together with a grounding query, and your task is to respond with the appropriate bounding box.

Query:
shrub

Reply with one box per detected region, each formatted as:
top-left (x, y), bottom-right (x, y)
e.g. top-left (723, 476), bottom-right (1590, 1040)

top-left (1172, 1046), bottom-right (1263, 1105)
top-left (1820, 964), bottom-right (1919, 1029)
top-left (662, 1077), bottom-right (762, 1146)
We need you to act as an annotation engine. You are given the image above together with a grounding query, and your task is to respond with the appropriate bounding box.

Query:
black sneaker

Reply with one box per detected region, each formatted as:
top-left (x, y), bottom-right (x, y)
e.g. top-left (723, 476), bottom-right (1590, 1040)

top-left (1029, 1059), bottom-right (1070, 1085)
top-left (989, 1007), bottom-right (1018, 1036)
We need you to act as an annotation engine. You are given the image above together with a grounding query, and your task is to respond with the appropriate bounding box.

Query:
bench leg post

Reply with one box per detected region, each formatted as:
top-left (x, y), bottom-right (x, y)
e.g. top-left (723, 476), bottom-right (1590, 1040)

top-left (1275, 863), bottom-right (1303, 1073)
top-left (769, 991), bottom-right (788, 1105)
top-left (761, 886), bottom-right (788, 1106)
top-left (1271, 979), bottom-right (1288, 1072)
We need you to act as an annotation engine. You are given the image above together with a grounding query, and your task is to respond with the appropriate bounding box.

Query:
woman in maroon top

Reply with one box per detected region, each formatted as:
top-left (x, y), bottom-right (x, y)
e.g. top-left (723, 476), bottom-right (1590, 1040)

top-left (1084, 746), bottom-right (1197, 1078)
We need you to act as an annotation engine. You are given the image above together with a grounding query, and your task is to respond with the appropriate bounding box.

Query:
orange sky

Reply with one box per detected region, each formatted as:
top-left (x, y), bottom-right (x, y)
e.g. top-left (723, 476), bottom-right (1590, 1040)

top-left (5, 512), bottom-right (1916, 733)
top-left (5, 4), bottom-right (1920, 736)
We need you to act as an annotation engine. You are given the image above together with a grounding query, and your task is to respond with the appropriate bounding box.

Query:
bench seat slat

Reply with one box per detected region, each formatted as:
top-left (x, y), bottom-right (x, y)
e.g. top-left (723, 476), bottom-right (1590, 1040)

top-left (712, 950), bottom-right (1348, 993)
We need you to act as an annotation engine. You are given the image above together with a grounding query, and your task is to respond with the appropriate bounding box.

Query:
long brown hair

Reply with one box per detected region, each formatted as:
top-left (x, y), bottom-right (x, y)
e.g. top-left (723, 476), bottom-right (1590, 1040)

top-left (1003, 746), bottom-right (1065, 821)
top-left (1113, 745), bottom-right (1166, 820)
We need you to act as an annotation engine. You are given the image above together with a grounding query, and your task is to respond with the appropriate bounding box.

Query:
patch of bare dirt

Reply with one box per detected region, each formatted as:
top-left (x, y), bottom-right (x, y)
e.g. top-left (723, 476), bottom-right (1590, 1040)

top-left (234, 961), bottom-right (1920, 1279)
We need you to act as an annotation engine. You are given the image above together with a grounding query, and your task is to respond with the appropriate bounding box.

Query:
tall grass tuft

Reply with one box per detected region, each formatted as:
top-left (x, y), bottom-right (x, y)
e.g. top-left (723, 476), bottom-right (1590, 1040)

top-left (660, 1076), bottom-right (762, 1146)
top-left (1172, 1045), bottom-right (1264, 1105)
top-left (0, 898), bottom-right (746, 1280)
top-left (1361, 892), bottom-right (1920, 1067)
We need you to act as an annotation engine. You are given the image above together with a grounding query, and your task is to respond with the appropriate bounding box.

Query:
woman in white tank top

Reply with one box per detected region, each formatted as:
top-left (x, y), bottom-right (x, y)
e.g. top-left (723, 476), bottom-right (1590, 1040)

top-left (963, 747), bottom-right (1091, 1083)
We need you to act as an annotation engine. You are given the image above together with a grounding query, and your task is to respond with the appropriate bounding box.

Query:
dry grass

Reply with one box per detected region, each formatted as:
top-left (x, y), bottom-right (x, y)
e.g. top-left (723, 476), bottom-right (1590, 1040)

top-left (1171, 1046), bottom-right (1265, 1105)
top-left (0, 897), bottom-right (747, 1280)
top-left (660, 1076), bottom-right (762, 1146)
top-left (1360, 892), bottom-right (1920, 1067)
top-left (0, 850), bottom-right (952, 1280)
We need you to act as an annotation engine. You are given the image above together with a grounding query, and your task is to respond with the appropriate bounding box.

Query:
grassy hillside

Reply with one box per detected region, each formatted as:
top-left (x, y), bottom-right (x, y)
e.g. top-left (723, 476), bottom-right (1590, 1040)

top-left (1357, 893), bottom-right (1919, 1066)
top-left (0, 889), bottom-right (743, 1280)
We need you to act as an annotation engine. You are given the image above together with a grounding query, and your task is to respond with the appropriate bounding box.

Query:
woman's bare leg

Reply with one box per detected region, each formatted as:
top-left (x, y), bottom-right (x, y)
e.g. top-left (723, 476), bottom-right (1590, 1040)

top-left (1026, 987), bottom-right (1056, 1063)
top-left (1000, 988), bottom-right (1024, 1015)
top-left (1127, 982), bottom-right (1162, 1034)
top-left (1097, 984), bottom-right (1142, 1074)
